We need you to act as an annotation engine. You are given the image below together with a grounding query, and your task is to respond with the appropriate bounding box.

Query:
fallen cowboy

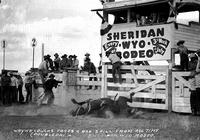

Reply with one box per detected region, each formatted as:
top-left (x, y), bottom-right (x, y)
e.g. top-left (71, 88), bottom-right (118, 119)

top-left (70, 92), bottom-right (136, 117)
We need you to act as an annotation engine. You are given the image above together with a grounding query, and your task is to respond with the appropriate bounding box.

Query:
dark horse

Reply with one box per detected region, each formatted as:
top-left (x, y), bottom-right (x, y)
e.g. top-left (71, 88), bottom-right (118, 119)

top-left (70, 92), bottom-right (135, 117)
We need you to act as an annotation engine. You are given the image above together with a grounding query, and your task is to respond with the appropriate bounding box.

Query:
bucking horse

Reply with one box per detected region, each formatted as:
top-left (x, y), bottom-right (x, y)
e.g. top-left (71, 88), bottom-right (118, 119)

top-left (70, 92), bottom-right (136, 118)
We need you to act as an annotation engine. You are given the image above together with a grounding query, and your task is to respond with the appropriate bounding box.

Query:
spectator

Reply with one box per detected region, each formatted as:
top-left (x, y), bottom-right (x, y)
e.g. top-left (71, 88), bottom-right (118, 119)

top-left (1, 70), bottom-right (11, 105)
top-left (24, 71), bottom-right (34, 103)
top-left (68, 55), bottom-right (73, 68)
top-left (188, 71), bottom-right (197, 115)
top-left (194, 51), bottom-right (200, 115)
top-left (10, 73), bottom-right (18, 103)
top-left (84, 53), bottom-right (90, 66)
top-left (85, 58), bottom-right (98, 90)
top-left (72, 55), bottom-right (79, 69)
top-left (176, 40), bottom-right (189, 71)
top-left (38, 55), bottom-right (49, 84)
top-left (46, 54), bottom-right (54, 71)
top-left (54, 53), bottom-right (61, 71)
top-left (188, 53), bottom-right (198, 71)
top-left (16, 74), bottom-right (24, 103)
top-left (106, 51), bottom-right (122, 84)
top-left (59, 54), bottom-right (68, 71)
top-left (38, 74), bottom-right (62, 106)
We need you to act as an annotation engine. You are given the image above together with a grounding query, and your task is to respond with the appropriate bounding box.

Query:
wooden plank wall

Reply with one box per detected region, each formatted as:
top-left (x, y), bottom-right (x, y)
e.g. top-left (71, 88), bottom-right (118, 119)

top-left (175, 23), bottom-right (200, 51)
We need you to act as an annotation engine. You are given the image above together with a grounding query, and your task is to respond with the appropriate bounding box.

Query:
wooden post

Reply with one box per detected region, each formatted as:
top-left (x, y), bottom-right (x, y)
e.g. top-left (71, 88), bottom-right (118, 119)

top-left (127, 9), bottom-right (131, 23)
top-left (101, 63), bottom-right (107, 98)
top-left (167, 52), bottom-right (173, 112)
top-left (103, 11), bottom-right (108, 22)
top-left (198, 10), bottom-right (200, 23)
top-left (166, 66), bottom-right (172, 113)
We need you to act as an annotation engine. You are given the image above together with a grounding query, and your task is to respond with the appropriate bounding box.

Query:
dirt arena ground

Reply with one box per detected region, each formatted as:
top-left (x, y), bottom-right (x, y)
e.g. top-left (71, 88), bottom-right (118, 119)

top-left (0, 104), bottom-right (200, 140)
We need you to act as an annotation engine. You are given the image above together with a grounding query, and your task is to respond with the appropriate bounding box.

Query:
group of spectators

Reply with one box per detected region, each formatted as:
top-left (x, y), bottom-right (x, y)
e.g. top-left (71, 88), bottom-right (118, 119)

top-left (40, 53), bottom-right (79, 72)
top-left (0, 70), bottom-right (25, 106)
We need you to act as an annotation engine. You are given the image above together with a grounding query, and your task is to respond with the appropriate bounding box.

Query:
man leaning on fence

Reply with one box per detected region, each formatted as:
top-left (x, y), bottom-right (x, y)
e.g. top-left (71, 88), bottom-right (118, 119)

top-left (106, 51), bottom-right (122, 84)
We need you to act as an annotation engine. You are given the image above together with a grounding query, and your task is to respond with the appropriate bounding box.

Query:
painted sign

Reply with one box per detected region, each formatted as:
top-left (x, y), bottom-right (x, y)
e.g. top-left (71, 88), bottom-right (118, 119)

top-left (31, 38), bottom-right (37, 47)
top-left (102, 23), bottom-right (174, 62)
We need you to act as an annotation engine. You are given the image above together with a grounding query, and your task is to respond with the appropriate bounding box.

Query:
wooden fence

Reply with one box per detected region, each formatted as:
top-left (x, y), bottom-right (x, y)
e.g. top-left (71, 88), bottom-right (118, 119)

top-left (74, 65), bottom-right (170, 110)
top-left (172, 71), bottom-right (192, 113)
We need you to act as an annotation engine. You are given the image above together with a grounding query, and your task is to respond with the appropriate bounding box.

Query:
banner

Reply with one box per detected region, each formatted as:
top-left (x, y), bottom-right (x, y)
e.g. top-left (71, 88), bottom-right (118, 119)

top-left (102, 23), bottom-right (174, 62)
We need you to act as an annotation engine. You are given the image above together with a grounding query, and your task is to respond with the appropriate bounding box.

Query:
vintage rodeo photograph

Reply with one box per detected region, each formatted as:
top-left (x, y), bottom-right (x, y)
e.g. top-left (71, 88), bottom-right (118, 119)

top-left (0, 0), bottom-right (200, 140)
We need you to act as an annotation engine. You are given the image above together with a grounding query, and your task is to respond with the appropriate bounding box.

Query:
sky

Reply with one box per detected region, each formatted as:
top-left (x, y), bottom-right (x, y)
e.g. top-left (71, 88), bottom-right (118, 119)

top-left (0, 0), bottom-right (199, 72)
top-left (0, 0), bottom-right (102, 72)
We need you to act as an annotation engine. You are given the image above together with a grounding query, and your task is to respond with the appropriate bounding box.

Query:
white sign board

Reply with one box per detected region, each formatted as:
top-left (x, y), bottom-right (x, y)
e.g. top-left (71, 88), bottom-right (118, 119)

top-left (101, 23), bottom-right (174, 62)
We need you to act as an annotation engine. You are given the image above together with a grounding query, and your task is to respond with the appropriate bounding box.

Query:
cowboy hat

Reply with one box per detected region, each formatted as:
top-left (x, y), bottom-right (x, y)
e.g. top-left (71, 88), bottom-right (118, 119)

top-left (61, 54), bottom-right (67, 58)
top-left (54, 53), bottom-right (59, 56)
top-left (25, 71), bottom-right (31, 75)
top-left (49, 74), bottom-right (55, 78)
top-left (177, 40), bottom-right (185, 46)
top-left (85, 53), bottom-right (90, 56)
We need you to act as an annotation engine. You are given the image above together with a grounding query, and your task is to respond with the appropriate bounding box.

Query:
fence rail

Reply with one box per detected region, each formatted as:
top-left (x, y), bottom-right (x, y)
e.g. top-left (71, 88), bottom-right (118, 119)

top-left (74, 65), bottom-right (170, 110)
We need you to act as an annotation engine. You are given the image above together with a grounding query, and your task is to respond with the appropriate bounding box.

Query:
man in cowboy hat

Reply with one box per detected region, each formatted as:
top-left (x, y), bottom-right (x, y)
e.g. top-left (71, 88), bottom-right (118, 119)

top-left (59, 54), bottom-right (68, 71)
top-left (72, 54), bottom-right (79, 69)
top-left (176, 40), bottom-right (189, 71)
top-left (24, 71), bottom-right (35, 103)
top-left (106, 51), bottom-right (122, 84)
top-left (54, 53), bottom-right (61, 71)
top-left (46, 54), bottom-right (54, 71)
top-left (84, 53), bottom-right (90, 66)
top-left (38, 74), bottom-right (62, 106)
top-left (38, 55), bottom-right (49, 84)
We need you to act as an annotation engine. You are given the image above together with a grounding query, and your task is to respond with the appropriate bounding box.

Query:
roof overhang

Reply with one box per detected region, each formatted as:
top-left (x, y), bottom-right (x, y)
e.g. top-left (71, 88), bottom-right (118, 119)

top-left (91, 0), bottom-right (168, 12)
top-left (91, 0), bottom-right (200, 12)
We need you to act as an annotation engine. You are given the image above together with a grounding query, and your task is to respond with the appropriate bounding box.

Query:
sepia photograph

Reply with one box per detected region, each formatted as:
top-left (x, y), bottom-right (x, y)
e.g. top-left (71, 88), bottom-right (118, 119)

top-left (0, 0), bottom-right (200, 139)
